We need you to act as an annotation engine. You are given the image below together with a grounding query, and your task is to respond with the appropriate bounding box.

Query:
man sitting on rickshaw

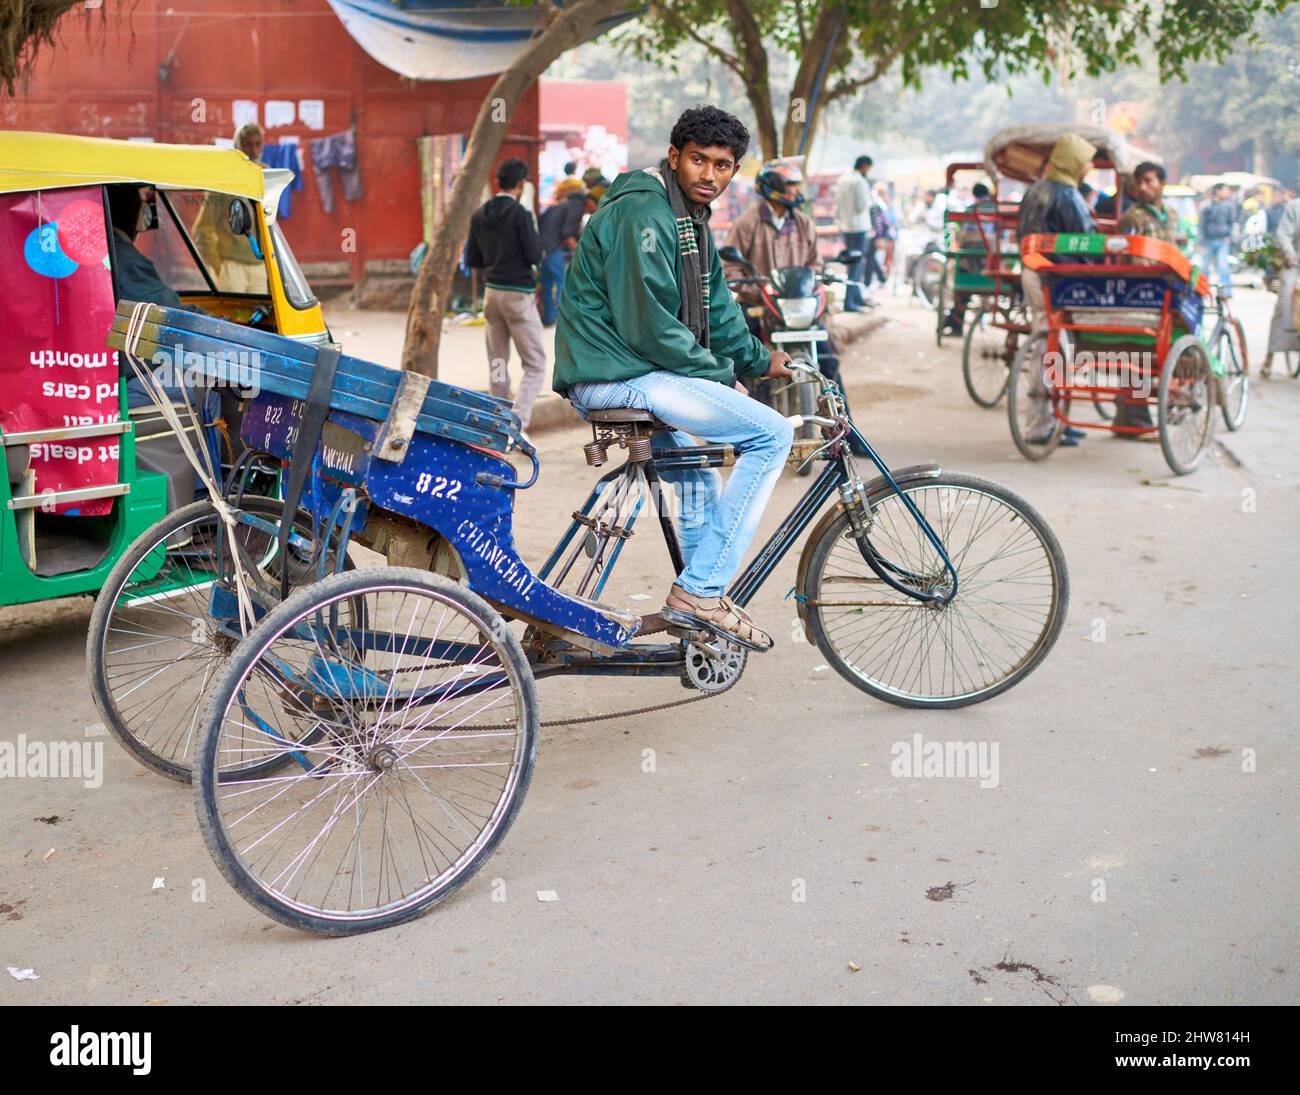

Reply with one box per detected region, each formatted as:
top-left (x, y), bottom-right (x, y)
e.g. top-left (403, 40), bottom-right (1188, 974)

top-left (1018, 134), bottom-right (1096, 446)
top-left (943, 181), bottom-right (995, 336)
top-left (554, 105), bottom-right (794, 651)
top-left (1113, 162), bottom-right (1177, 436)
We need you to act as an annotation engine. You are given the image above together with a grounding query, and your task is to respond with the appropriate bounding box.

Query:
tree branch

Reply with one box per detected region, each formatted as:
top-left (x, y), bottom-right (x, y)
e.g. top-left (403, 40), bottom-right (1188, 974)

top-left (825, 0), bottom-right (969, 102)
top-left (650, 1), bottom-right (746, 78)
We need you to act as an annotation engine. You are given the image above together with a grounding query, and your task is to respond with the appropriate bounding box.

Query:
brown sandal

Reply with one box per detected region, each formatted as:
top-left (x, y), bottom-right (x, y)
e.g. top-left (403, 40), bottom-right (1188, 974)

top-left (659, 584), bottom-right (774, 652)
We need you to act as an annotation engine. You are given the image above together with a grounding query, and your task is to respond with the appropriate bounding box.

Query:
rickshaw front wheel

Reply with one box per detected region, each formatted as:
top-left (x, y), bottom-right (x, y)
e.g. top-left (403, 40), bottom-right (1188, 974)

top-left (800, 472), bottom-right (1068, 708)
top-left (962, 306), bottom-right (1010, 408)
top-left (1217, 317), bottom-right (1250, 432)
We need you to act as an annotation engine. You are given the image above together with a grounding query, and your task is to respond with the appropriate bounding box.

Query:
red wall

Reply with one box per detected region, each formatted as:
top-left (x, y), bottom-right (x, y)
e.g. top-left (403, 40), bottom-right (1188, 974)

top-left (0, 0), bottom-right (539, 283)
top-left (539, 79), bottom-right (628, 142)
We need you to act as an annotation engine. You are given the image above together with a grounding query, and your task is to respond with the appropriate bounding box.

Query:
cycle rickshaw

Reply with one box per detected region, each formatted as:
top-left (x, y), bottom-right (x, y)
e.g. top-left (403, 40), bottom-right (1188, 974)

top-left (1008, 232), bottom-right (1248, 475)
top-left (934, 160), bottom-right (1030, 404)
top-left (91, 299), bottom-right (1069, 934)
top-left (957, 124), bottom-right (1149, 409)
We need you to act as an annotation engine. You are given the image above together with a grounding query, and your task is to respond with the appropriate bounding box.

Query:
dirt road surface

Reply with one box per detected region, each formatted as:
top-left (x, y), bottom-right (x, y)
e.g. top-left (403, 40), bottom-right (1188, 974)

top-left (1, 287), bottom-right (1295, 1005)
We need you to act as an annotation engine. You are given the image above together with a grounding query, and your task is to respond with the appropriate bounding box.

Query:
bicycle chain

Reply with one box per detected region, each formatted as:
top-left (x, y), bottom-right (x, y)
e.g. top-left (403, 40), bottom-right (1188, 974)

top-left (427, 680), bottom-right (725, 732)
top-left (421, 648), bottom-right (746, 732)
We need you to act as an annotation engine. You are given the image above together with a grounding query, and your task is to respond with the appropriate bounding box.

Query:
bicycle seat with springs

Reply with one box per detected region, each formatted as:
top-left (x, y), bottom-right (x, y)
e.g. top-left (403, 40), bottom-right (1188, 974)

top-left (583, 408), bottom-right (674, 466)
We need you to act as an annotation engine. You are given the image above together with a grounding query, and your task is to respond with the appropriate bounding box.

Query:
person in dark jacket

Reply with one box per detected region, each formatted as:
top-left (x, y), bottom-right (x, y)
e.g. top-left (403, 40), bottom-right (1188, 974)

top-left (1200, 184), bottom-right (1236, 299)
top-left (466, 159), bottom-right (546, 429)
top-left (1017, 134), bottom-right (1097, 446)
top-left (107, 184), bottom-right (184, 309)
top-left (538, 178), bottom-right (592, 326)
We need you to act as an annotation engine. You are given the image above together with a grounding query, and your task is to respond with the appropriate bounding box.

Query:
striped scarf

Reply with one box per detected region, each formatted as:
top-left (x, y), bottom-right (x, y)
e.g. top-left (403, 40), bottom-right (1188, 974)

top-left (658, 157), bottom-right (712, 349)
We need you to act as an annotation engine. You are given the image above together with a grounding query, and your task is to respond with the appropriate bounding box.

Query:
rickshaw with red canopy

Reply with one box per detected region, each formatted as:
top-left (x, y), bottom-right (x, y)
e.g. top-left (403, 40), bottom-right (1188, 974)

top-left (955, 124), bottom-right (1146, 408)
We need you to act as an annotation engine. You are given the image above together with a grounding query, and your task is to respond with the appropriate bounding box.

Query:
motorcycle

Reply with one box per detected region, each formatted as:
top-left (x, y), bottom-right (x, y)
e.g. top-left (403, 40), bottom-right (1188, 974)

top-left (720, 245), bottom-right (862, 476)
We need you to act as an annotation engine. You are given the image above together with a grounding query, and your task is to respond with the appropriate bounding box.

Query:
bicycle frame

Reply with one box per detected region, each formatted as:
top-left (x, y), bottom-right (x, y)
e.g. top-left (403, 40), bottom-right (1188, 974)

top-left (538, 366), bottom-right (959, 652)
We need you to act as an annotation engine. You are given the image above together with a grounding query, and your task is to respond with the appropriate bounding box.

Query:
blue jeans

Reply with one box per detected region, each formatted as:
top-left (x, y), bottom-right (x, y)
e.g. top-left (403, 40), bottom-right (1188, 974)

top-left (568, 372), bottom-right (793, 597)
top-left (842, 230), bottom-right (869, 308)
top-left (1202, 238), bottom-right (1232, 297)
top-left (540, 249), bottom-right (567, 324)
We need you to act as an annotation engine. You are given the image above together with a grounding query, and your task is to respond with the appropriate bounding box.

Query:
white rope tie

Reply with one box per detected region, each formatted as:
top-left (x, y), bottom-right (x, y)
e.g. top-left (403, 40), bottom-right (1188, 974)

top-left (122, 302), bottom-right (258, 635)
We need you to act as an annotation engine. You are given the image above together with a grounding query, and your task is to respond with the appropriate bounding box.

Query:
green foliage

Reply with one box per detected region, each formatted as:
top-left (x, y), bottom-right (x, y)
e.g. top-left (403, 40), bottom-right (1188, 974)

top-left (631, 0), bottom-right (1295, 104)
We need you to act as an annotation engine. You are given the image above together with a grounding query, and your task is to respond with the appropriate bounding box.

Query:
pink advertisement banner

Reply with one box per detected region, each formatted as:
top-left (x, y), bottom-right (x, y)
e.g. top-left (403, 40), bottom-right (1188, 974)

top-left (0, 186), bottom-right (120, 516)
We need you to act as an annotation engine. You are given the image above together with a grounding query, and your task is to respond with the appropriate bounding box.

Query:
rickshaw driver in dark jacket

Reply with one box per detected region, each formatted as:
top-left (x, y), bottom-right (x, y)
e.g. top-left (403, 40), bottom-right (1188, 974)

top-left (106, 184), bottom-right (208, 411)
top-left (552, 105), bottom-right (794, 652)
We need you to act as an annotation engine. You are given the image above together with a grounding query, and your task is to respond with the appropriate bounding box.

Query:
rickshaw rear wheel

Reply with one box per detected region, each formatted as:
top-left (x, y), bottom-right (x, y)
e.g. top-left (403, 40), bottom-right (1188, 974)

top-left (962, 306), bottom-right (1010, 407)
top-left (1217, 317), bottom-right (1250, 432)
top-left (1007, 334), bottom-right (1064, 460)
top-left (1158, 335), bottom-right (1217, 475)
top-left (193, 567), bottom-right (537, 935)
top-left (87, 496), bottom-right (345, 783)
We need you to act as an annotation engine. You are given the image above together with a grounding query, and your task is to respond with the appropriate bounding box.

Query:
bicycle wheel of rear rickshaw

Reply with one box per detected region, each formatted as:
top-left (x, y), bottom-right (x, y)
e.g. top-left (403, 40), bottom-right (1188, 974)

top-left (801, 472), bottom-right (1068, 708)
top-left (1217, 316), bottom-right (1250, 431)
top-left (962, 307), bottom-right (1011, 407)
top-left (1159, 334), bottom-right (1217, 475)
top-left (914, 253), bottom-right (945, 311)
top-left (1006, 333), bottom-right (1065, 460)
top-left (194, 567), bottom-right (538, 935)
top-left (87, 496), bottom-right (344, 783)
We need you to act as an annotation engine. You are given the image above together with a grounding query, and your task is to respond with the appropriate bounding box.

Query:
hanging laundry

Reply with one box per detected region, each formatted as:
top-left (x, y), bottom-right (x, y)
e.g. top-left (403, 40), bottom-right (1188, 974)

top-left (308, 130), bottom-right (363, 215)
top-left (261, 143), bottom-right (305, 220)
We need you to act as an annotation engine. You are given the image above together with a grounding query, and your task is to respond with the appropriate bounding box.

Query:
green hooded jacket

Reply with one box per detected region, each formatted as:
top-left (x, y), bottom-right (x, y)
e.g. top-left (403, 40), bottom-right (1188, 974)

top-left (552, 167), bottom-right (771, 394)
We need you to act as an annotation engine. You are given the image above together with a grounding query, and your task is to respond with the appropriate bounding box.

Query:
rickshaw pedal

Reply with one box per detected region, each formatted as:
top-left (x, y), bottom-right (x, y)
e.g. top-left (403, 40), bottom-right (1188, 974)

top-left (637, 612), bottom-right (671, 636)
top-left (660, 608), bottom-right (770, 654)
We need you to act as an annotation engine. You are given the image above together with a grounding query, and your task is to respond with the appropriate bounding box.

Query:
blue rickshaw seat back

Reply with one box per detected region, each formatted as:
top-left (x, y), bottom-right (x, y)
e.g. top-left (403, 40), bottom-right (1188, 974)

top-left (106, 300), bottom-right (639, 652)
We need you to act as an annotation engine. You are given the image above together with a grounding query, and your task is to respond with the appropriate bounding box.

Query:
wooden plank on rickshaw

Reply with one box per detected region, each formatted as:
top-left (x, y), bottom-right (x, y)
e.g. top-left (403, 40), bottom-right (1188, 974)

top-left (106, 302), bottom-right (519, 419)
top-left (105, 302), bottom-right (524, 456)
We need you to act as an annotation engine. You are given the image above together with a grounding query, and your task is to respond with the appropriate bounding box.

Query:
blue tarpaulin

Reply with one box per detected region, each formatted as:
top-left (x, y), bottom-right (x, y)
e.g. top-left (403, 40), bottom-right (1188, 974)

top-left (327, 0), bottom-right (636, 81)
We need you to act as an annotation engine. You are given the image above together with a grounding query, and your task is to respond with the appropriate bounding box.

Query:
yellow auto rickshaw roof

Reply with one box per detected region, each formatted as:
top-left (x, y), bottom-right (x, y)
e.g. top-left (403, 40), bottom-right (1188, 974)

top-left (0, 131), bottom-right (266, 200)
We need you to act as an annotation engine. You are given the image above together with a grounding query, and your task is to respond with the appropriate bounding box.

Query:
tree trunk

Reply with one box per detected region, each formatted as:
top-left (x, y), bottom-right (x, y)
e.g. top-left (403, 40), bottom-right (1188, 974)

top-left (401, 0), bottom-right (631, 377)
top-left (779, 5), bottom-right (844, 159)
top-left (720, 0), bottom-right (779, 161)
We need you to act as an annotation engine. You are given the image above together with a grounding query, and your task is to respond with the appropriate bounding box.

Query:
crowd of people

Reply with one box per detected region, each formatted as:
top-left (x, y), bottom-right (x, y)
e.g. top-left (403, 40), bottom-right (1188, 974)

top-left (464, 122), bottom-right (1300, 437)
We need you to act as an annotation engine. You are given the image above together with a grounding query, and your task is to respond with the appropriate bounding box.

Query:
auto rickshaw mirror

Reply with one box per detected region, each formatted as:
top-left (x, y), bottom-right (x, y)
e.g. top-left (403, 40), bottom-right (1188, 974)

top-left (227, 197), bottom-right (253, 237)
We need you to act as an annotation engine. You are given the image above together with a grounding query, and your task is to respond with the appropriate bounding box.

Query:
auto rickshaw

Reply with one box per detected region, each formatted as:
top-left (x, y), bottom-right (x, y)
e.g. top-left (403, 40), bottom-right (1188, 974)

top-left (0, 130), bottom-right (327, 608)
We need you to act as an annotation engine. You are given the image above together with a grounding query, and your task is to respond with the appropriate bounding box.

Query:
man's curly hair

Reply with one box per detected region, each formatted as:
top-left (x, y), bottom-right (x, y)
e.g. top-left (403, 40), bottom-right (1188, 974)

top-left (669, 105), bottom-right (750, 161)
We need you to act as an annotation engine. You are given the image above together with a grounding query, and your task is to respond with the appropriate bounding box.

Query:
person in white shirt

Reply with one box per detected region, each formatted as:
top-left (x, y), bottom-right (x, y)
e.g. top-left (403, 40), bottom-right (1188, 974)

top-left (835, 154), bottom-right (874, 311)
